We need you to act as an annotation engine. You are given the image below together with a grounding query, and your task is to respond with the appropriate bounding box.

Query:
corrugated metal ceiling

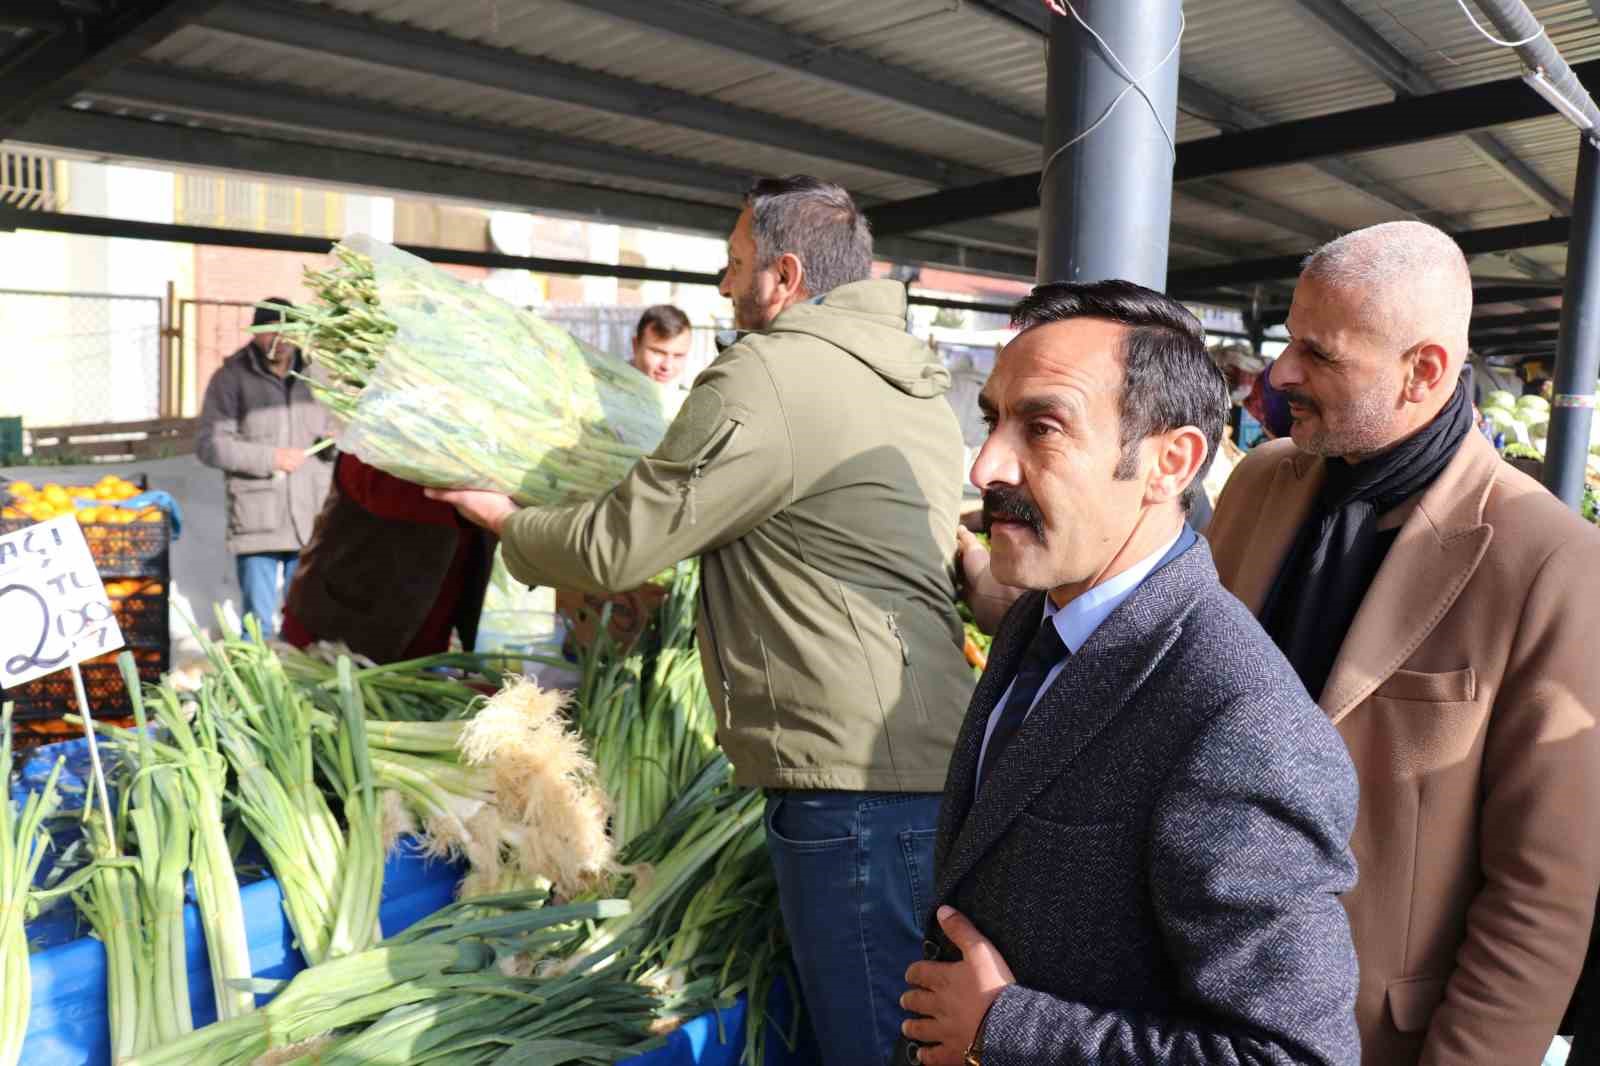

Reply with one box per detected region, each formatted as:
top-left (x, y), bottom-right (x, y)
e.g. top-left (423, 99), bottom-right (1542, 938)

top-left (42, 0), bottom-right (1600, 294)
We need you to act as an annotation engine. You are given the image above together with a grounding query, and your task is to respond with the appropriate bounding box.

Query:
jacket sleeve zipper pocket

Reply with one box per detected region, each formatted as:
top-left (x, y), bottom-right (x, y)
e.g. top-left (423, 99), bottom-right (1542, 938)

top-left (887, 613), bottom-right (911, 664)
top-left (679, 421), bottom-right (742, 528)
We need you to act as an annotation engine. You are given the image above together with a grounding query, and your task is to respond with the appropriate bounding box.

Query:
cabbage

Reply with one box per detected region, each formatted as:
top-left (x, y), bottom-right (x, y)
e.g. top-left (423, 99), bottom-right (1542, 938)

top-left (1485, 407), bottom-right (1521, 432)
top-left (1484, 390), bottom-right (1518, 411)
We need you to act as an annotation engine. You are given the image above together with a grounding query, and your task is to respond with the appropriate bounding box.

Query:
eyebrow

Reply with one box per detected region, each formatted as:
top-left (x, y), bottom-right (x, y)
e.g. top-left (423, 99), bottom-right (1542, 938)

top-left (977, 392), bottom-right (1075, 420)
top-left (1013, 394), bottom-right (1073, 418)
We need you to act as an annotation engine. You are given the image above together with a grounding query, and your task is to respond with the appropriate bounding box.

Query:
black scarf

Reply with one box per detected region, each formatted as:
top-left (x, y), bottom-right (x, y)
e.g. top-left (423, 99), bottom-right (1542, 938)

top-left (1261, 379), bottom-right (1473, 700)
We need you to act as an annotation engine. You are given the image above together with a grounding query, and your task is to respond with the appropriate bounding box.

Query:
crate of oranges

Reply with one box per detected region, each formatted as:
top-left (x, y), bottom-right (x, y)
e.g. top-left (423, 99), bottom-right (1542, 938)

top-left (1, 474), bottom-right (171, 735)
top-left (2, 474), bottom-right (170, 579)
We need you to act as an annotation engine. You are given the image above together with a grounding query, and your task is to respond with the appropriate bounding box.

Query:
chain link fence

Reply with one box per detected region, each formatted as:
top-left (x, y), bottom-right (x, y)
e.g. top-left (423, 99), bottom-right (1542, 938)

top-left (0, 289), bottom-right (163, 426)
top-left (180, 299), bottom-right (258, 410)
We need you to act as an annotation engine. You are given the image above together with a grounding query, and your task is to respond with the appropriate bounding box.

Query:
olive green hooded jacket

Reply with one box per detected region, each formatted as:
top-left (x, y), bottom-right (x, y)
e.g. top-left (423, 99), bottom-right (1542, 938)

top-left (502, 279), bottom-right (975, 791)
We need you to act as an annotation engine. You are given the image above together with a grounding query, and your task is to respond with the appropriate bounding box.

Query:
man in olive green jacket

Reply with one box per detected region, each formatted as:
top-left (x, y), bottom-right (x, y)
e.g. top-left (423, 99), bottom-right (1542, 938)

top-left (434, 176), bottom-right (974, 1066)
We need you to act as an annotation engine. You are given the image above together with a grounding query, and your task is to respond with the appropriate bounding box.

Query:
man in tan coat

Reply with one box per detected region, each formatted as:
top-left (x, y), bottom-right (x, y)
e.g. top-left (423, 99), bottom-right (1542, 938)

top-left (1207, 220), bottom-right (1600, 1065)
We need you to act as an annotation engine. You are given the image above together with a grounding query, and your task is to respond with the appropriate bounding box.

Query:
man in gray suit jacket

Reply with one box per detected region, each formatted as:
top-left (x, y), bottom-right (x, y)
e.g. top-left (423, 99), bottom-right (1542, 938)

top-left (900, 281), bottom-right (1360, 1066)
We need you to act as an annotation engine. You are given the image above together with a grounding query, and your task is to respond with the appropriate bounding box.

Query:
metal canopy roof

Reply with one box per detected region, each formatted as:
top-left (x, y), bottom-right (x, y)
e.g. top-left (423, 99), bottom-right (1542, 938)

top-left (1, 0), bottom-right (1597, 349)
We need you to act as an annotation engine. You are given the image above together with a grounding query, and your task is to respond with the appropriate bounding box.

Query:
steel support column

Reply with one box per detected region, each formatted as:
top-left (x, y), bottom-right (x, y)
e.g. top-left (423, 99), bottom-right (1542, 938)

top-left (1037, 0), bottom-right (1180, 289)
top-left (1543, 137), bottom-right (1600, 510)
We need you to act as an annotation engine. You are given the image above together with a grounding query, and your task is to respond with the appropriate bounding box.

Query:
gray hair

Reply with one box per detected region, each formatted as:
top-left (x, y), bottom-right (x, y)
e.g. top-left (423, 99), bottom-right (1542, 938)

top-left (746, 176), bottom-right (873, 297)
top-left (1300, 220), bottom-right (1473, 357)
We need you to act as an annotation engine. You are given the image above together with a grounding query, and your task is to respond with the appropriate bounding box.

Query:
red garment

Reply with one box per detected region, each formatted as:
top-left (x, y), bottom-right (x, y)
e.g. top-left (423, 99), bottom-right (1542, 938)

top-left (281, 454), bottom-right (477, 658)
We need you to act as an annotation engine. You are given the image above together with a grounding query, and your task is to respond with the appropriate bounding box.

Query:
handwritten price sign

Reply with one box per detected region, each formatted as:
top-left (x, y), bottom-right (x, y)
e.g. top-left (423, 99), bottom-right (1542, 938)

top-left (0, 516), bottom-right (125, 689)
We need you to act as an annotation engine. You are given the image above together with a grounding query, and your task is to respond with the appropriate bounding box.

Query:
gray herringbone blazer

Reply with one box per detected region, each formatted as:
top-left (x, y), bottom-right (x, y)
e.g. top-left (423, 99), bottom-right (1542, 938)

top-left (929, 537), bottom-right (1361, 1066)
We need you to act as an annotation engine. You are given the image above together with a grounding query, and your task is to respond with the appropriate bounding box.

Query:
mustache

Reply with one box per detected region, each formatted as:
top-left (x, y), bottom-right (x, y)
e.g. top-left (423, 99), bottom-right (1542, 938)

top-left (982, 487), bottom-right (1045, 540)
top-left (1281, 388), bottom-right (1319, 413)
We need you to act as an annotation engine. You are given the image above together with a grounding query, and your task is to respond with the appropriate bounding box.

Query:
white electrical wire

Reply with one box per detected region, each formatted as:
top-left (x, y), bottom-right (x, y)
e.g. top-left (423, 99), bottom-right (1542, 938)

top-left (1037, 1), bottom-right (1185, 192)
top-left (1452, 0), bottom-right (1546, 49)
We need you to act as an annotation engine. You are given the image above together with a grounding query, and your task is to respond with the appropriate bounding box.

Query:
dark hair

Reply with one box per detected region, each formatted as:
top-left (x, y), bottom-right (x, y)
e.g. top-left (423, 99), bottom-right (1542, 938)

top-left (1010, 280), bottom-right (1228, 513)
top-left (252, 298), bottom-right (294, 328)
top-left (634, 304), bottom-right (691, 343)
top-left (745, 176), bottom-right (872, 297)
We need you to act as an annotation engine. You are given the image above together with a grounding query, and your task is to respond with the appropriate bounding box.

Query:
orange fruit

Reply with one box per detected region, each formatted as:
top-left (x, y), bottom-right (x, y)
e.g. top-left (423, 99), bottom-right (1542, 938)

top-left (41, 485), bottom-right (70, 509)
top-left (8, 481), bottom-right (36, 497)
top-left (138, 509), bottom-right (162, 524)
top-left (76, 507), bottom-right (100, 524)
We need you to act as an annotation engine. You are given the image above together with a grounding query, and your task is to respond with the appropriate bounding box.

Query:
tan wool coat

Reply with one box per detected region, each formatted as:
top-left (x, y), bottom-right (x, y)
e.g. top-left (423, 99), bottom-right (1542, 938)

top-left (1206, 429), bottom-right (1600, 1066)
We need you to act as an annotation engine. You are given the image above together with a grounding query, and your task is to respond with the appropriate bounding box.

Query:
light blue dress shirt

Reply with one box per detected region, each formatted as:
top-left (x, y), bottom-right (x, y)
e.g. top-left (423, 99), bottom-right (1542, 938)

top-left (976, 527), bottom-right (1184, 780)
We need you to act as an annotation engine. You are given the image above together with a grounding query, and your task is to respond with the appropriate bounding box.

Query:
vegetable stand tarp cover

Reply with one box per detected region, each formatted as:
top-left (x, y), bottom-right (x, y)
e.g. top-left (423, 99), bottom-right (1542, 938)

top-left (22, 831), bottom-right (802, 1065)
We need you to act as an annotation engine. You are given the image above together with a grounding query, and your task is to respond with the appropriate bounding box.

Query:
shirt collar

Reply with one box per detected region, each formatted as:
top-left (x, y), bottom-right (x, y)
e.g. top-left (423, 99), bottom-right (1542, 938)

top-left (1043, 526), bottom-right (1185, 653)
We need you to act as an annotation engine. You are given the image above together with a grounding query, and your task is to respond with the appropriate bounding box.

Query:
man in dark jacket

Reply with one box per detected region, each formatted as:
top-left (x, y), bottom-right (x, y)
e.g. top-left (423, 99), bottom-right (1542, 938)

top-left (196, 298), bottom-right (331, 638)
top-left (431, 176), bottom-right (975, 1065)
top-left (900, 281), bottom-right (1359, 1066)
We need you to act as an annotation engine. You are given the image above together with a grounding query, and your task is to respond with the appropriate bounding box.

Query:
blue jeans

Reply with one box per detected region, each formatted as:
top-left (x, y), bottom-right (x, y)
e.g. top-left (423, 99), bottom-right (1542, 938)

top-left (764, 789), bottom-right (942, 1066)
top-left (236, 551), bottom-right (299, 640)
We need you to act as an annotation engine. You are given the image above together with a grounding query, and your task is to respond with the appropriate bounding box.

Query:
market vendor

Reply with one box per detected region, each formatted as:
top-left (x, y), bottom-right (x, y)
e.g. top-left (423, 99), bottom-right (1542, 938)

top-left (280, 452), bottom-right (497, 662)
top-left (629, 303), bottom-right (694, 388)
top-left (430, 175), bottom-right (976, 1066)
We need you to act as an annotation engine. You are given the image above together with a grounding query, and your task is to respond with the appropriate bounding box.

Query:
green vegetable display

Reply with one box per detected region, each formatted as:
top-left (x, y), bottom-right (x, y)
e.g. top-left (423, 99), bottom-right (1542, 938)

top-left (282, 237), bottom-right (674, 506)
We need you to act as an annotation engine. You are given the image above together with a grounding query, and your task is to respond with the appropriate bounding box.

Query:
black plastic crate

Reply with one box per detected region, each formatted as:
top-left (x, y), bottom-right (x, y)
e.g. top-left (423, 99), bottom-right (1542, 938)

top-left (0, 514), bottom-right (170, 579)
top-left (1, 647), bottom-right (166, 724)
top-left (79, 514), bottom-right (171, 580)
top-left (109, 590), bottom-right (169, 647)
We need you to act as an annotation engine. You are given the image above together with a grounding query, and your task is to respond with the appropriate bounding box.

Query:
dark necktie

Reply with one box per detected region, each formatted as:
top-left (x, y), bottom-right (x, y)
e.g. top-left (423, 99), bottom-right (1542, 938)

top-left (976, 617), bottom-right (1068, 790)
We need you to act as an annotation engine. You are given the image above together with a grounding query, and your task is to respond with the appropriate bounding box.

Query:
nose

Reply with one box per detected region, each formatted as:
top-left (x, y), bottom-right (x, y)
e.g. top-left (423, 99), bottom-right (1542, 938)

top-left (969, 430), bottom-right (1019, 494)
top-left (1271, 344), bottom-right (1305, 390)
top-left (717, 266), bottom-right (733, 299)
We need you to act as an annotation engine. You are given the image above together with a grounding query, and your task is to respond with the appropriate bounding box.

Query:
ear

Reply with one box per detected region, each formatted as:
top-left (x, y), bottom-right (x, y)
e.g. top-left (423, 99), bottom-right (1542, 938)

top-left (1145, 426), bottom-right (1209, 509)
top-left (1405, 342), bottom-right (1452, 402)
top-left (774, 252), bottom-right (808, 302)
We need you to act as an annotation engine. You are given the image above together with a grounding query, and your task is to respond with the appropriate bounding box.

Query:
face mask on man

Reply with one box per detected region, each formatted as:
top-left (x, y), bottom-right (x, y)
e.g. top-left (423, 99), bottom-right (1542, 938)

top-left (1259, 364), bottom-right (1295, 439)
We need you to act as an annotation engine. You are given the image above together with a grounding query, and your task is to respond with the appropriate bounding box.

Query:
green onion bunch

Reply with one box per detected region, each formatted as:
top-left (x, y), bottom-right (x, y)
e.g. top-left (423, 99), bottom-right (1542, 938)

top-left (279, 235), bottom-right (675, 506)
top-left (2, 704), bottom-right (66, 1066)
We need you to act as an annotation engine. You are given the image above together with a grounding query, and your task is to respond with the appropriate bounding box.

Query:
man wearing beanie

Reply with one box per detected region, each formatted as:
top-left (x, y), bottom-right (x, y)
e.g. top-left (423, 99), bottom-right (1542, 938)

top-left (197, 297), bottom-right (333, 638)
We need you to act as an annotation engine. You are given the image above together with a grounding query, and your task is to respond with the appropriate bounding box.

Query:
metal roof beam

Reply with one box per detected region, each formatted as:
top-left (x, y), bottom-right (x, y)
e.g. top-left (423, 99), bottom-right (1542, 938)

top-left (0, 0), bottom-right (221, 138)
top-left (0, 203), bottom-right (733, 281)
top-left (1470, 308), bottom-right (1564, 332)
top-left (876, 0), bottom-right (1562, 292)
top-left (1473, 283), bottom-right (1565, 305)
top-left (9, 109), bottom-right (1039, 278)
top-left (1288, 0), bottom-right (1570, 214)
top-left (87, 63), bottom-right (755, 197)
top-left (15, 107), bottom-right (739, 230)
top-left (560, 0), bottom-right (1038, 149)
top-left (1170, 217), bottom-right (1572, 289)
top-left (1178, 181), bottom-right (1341, 244)
top-left (85, 64), bottom-right (1040, 260)
top-left (865, 59), bottom-right (1597, 233)
top-left (1287, 0), bottom-right (1432, 94)
top-left (199, 0), bottom-right (993, 188)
